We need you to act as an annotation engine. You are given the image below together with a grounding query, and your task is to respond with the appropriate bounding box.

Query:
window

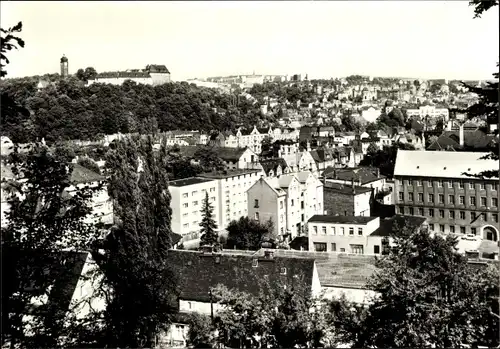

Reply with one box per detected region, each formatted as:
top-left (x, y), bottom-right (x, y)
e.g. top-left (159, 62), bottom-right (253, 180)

top-left (314, 242), bottom-right (327, 252)
top-left (428, 180), bottom-right (433, 187)
top-left (458, 181), bottom-right (464, 189)
top-left (428, 194), bottom-right (434, 203)
top-left (374, 245), bottom-right (380, 254)
top-left (471, 212), bottom-right (476, 221)
top-left (182, 193), bottom-right (188, 198)
top-left (440, 224), bottom-right (445, 232)
top-left (280, 201), bottom-right (283, 209)
top-left (494, 183), bottom-right (499, 191)
top-left (254, 212), bottom-right (259, 221)
top-left (470, 197), bottom-right (476, 206)
top-left (492, 198), bottom-right (498, 207)
top-left (331, 243), bottom-right (337, 252)
top-left (358, 228), bottom-right (363, 236)
top-left (469, 182), bottom-right (474, 189)
top-left (481, 197), bottom-right (487, 207)
top-left (429, 223), bottom-right (434, 231)
top-left (418, 193), bottom-right (424, 202)
top-left (460, 226), bottom-right (466, 234)
top-left (192, 191), bottom-right (197, 196)
top-left (322, 227), bottom-right (327, 235)
top-left (301, 201), bottom-right (304, 209)
top-left (437, 180), bottom-right (443, 187)
top-left (399, 206), bottom-right (405, 214)
top-left (429, 209), bottom-right (434, 217)
top-left (254, 199), bottom-right (259, 208)
top-left (439, 194), bottom-right (444, 204)
top-left (291, 199), bottom-right (294, 206)
top-left (493, 213), bottom-right (498, 223)
top-left (448, 181), bottom-right (453, 188)
top-left (407, 179), bottom-right (413, 186)
top-left (280, 227), bottom-right (284, 234)
top-left (340, 248), bottom-right (346, 252)
top-left (313, 226), bottom-right (318, 235)
top-left (460, 211), bottom-right (465, 219)
top-left (471, 227), bottom-right (477, 235)
top-left (340, 227), bottom-right (345, 235)
top-left (210, 187), bottom-right (216, 192)
top-left (459, 196), bottom-right (465, 205)
top-left (211, 197), bottom-right (215, 202)
top-left (349, 227), bottom-right (354, 236)
top-left (183, 203), bottom-right (188, 208)
top-left (450, 226), bottom-right (455, 233)
top-left (330, 227), bottom-right (336, 235)
top-left (408, 193), bottom-right (414, 201)
top-left (480, 183), bottom-right (485, 190)
top-left (449, 195), bottom-right (455, 205)
top-left (193, 201), bottom-right (199, 206)
top-left (351, 245), bottom-right (364, 254)
top-left (449, 211), bottom-right (455, 219)
top-left (183, 223), bottom-right (189, 229)
top-left (416, 180), bottom-right (422, 187)
top-left (252, 259), bottom-right (258, 267)
top-left (439, 209), bottom-right (444, 218)
top-left (280, 267), bottom-right (287, 275)
top-left (409, 207), bottom-right (414, 215)
top-left (418, 207), bottom-right (424, 216)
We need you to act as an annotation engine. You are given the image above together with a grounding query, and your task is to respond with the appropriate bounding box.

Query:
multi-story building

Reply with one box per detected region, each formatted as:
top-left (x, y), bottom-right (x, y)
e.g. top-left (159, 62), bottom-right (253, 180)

top-left (308, 214), bottom-right (427, 254)
top-left (169, 178), bottom-right (220, 237)
top-left (247, 174), bottom-right (324, 240)
top-left (198, 169), bottom-right (264, 230)
top-left (324, 167), bottom-right (387, 195)
top-left (323, 181), bottom-right (373, 217)
top-left (394, 150), bottom-right (499, 241)
top-left (88, 64), bottom-right (171, 86)
top-left (406, 105), bottom-right (449, 120)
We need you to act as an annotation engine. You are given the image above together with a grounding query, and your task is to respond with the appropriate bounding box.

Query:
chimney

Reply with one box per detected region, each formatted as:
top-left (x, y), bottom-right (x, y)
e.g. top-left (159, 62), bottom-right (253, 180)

top-left (351, 177), bottom-right (356, 194)
top-left (459, 123), bottom-right (464, 147)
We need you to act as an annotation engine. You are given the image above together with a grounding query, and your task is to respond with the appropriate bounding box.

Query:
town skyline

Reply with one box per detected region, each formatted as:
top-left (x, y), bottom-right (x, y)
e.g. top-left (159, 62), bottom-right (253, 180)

top-left (1, 1), bottom-right (499, 81)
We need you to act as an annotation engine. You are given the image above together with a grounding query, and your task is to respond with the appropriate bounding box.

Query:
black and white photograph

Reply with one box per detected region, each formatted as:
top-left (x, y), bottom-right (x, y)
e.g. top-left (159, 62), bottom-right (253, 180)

top-left (1, 1), bottom-right (499, 348)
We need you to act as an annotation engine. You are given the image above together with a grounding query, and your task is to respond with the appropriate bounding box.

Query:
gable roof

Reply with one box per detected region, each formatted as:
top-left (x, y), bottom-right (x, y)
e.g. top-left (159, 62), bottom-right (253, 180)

top-left (259, 158), bottom-right (288, 174)
top-left (216, 147), bottom-right (250, 162)
top-left (427, 130), bottom-right (497, 151)
top-left (323, 181), bottom-right (373, 195)
top-left (70, 163), bottom-right (105, 184)
top-left (166, 249), bottom-right (316, 302)
top-left (324, 166), bottom-right (384, 184)
top-left (146, 64), bottom-right (170, 74)
top-left (394, 150), bottom-right (498, 179)
top-left (308, 215), bottom-right (378, 225)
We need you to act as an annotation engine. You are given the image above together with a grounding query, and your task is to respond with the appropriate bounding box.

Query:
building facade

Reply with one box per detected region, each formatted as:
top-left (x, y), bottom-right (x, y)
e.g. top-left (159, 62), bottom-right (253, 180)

top-left (394, 150), bottom-right (499, 241)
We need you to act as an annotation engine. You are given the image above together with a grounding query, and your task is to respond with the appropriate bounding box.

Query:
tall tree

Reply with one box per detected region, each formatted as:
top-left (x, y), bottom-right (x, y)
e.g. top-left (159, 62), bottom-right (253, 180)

top-left (347, 229), bottom-right (499, 348)
top-left (199, 192), bottom-right (218, 246)
top-left (93, 136), bottom-right (178, 348)
top-left (2, 144), bottom-right (101, 348)
top-left (226, 216), bottom-right (276, 250)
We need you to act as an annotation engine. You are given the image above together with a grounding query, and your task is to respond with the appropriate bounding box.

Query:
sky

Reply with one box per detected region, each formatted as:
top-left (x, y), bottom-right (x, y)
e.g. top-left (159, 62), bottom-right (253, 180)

top-left (1, 1), bottom-right (498, 81)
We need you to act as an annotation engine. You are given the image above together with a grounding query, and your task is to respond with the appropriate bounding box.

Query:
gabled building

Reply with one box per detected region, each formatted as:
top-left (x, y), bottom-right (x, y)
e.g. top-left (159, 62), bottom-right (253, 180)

top-left (323, 181), bottom-right (373, 217)
top-left (323, 166), bottom-right (387, 194)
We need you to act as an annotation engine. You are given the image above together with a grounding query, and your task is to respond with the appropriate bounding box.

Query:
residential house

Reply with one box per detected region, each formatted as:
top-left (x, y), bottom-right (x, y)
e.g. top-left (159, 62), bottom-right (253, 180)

top-left (323, 166), bottom-right (387, 194)
top-left (406, 105), bottom-right (449, 120)
top-left (297, 150), bottom-right (319, 173)
top-left (161, 248), bottom-right (321, 347)
top-left (394, 150), bottom-right (499, 240)
top-left (247, 175), bottom-right (324, 240)
top-left (427, 126), bottom-right (498, 152)
top-left (309, 148), bottom-right (336, 174)
top-left (394, 133), bottom-right (425, 150)
top-left (198, 169), bottom-right (264, 229)
top-left (178, 146), bottom-right (259, 170)
top-left (323, 181), bottom-right (373, 217)
top-left (168, 177), bottom-right (220, 237)
top-left (255, 158), bottom-right (291, 177)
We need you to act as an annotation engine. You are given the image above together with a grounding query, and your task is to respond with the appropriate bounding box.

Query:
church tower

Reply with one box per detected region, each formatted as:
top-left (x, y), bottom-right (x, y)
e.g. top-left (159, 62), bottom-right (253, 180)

top-left (60, 54), bottom-right (69, 78)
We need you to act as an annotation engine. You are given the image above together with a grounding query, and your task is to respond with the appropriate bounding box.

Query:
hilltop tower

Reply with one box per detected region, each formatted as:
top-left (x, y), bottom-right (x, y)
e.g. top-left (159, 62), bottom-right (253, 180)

top-left (60, 54), bottom-right (69, 78)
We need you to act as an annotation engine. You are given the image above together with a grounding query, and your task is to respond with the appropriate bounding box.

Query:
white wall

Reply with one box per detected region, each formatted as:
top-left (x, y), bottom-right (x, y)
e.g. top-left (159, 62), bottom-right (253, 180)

top-left (179, 299), bottom-right (225, 315)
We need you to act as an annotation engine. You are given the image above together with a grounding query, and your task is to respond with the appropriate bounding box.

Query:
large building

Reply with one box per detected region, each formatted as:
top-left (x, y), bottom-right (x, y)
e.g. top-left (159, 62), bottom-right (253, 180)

top-left (168, 177), bottom-right (220, 237)
top-left (198, 169), bottom-right (264, 229)
top-left (394, 150), bottom-right (499, 241)
top-left (88, 64), bottom-right (171, 86)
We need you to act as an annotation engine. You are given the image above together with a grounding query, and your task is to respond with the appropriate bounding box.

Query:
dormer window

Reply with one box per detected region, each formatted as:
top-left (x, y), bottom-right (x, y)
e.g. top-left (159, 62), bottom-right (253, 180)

top-left (254, 199), bottom-right (259, 208)
top-left (280, 267), bottom-right (287, 275)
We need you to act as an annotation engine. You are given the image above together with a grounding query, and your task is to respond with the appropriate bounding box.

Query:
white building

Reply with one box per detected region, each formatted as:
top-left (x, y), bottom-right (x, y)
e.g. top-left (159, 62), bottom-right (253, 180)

top-left (169, 178), bottom-right (220, 237)
top-left (88, 64), bottom-right (171, 86)
top-left (198, 169), bottom-right (265, 230)
top-left (406, 105), bottom-right (449, 120)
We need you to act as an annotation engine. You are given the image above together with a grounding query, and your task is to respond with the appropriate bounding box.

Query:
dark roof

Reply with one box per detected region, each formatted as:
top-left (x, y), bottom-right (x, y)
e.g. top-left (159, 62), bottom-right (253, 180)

top-left (146, 64), bottom-right (170, 74)
top-left (96, 71), bottom-right (151, 79)
top-left (171, 233), bottom-right (182, 246)
top-left (165, 249), bottom-right (315, 302)
top-left (308, 215), bottom-right (377, 225)
top-left (290, 236), bottom-right (309, 251)
top-left (428, 130), bottom-right (498, 151)
top-left (370, 214), bottom-right (427, 237)
top-left (169, 177), bottom-right (215, 187)
top-left (323, 181), bottom-right (373, 195)
top-left (215, 147), bottom-right (250, 161)
top-left (70, 163), bottom-right (105, 184)
top-left (323, 166), bottom-right (385, 184)
top-left (198, 169), bottom-right (262, 179)
top-left (259, 158), bottom-right (288, 174)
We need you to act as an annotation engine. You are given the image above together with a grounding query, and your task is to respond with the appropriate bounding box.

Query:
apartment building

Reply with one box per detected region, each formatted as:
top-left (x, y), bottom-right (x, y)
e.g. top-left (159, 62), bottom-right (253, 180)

top-left (324, 167), bottom-right (387, 194)
top-left (406, 105), bottom-right (449, 120)
top-left (394, 150), bottom-right (499, 241)
top-left (308, 214), bottom-right (427, 255)
top-left (247, 174), bottom-right (324, 240)
top-left (169, 178), bottom-right (220, 236)
top-left (198, 169), bottom-right (264, 229)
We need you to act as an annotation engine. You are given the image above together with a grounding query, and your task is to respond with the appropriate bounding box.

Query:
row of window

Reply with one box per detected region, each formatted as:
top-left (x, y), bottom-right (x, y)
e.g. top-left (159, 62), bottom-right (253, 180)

top-left (182, 187), bottom-right (216, 198)
top-left (401, 179), bottom-right (498, 191)
top-left (428, 224), bottom-right (477, 235)
top-left (398, 206), bottom-right (499, 223)
top-left (311, 225), bottom-right (364, 236)
top-left (399, 192), bottom-right (498, 207)
top-left (313, 242), bottom-right (371, 254)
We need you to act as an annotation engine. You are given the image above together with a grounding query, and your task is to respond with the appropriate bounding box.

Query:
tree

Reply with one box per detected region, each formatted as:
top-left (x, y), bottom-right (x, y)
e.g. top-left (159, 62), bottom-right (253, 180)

top-left (226, 216), bottom-right (276, 250)
top-left (193, 146), bottom-right (225, 172)
top-left (199, 192), bottom-right (218, 246)
top-left (2, 144), bottom-right (101, 348)
top-left (1, 21), bottom-right (25, 78)
top-left (260, 135), bottom-right (274, 157)
top-left (350, 228), bottom-right (499, 348)
top-left (366, 142), bottom-right (379, 155)
top-left (77, 156), bottom-right (101, 175)
top-left (93, 136), bottom-right (178, 348)
top-left (469, 0), bottom-right (499, 18)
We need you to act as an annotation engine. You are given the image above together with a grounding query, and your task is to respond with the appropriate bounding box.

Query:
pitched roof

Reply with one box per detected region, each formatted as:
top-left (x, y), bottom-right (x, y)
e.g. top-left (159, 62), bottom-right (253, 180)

top-left (146, 64), bottom-right (170, 74)
top-left (215, 147), bottom-right (249, 162)
top-left (70, 163), bottom-right (105, 184)
top-left (370, 214), bottom-right (427, 237)
top-left (165, 249), bottom-right (316, 302)
top-left (259, 158), bottom-right (288, 174)
top-left (428, 130), bottom-right (497, 151)
top-left (277, 175), bottom-right (296, 188)
top-left (324, 167), bottom-right (384, 184)
top-left (394, 150), bottom-right (498, 179)
top-left (198, 169), bottom-right (262, 179)
top-left (169, 177), bottom-right (215, 187)
top-left (308, 215), bottom-right (378, 225)
top-left (323, 181), bottom-right (373, 195)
